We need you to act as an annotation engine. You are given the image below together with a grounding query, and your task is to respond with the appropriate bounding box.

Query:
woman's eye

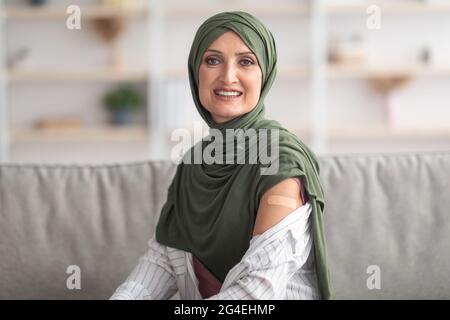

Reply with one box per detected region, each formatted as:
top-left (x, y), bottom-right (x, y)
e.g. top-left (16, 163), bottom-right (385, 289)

top-left (205, 57), bottom-right (220, 65)
top-left (240, 59), bottom-right (254, 66)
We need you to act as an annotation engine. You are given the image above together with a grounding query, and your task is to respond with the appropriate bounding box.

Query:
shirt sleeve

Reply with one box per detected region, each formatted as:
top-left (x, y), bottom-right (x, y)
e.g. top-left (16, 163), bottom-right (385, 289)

top-left (110, 235), bottom-right (178, 300)
top-left (205, 204), bottom-right (313, 300)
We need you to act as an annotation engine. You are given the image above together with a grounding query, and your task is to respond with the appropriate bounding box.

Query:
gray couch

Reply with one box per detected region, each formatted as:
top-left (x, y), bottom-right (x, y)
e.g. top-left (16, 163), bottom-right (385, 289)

top-left (1, 150), bottom-right (449, 299)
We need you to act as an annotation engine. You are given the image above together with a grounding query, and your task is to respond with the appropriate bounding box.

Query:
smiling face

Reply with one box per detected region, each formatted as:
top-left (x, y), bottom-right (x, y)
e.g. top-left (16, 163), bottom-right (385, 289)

top-left (198, 31), bottom-right (263, 124)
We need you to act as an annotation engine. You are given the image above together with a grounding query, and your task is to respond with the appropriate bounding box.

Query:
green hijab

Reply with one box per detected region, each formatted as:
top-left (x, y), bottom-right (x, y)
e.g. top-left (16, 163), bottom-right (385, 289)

top-left (155, 11), bottom-right (334, 299)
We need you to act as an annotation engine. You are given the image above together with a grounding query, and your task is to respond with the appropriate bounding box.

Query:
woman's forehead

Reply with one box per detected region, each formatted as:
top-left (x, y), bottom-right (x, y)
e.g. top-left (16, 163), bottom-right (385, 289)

top-left (206, 31), bottom-right (251, 52)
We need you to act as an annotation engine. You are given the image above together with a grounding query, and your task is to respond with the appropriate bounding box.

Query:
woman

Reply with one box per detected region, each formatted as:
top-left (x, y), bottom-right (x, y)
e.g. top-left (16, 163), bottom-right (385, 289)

top-left (111, 11), bottom-right (334, 300)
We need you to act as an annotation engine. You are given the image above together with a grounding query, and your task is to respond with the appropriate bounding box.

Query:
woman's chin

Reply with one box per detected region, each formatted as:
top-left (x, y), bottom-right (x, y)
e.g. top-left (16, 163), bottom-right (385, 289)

top-left (212, 112), bottom-right (241, 123)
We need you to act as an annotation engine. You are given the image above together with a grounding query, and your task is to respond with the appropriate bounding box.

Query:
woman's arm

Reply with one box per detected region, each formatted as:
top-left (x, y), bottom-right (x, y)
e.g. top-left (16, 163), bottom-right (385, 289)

top-left (253, 178), bottom-right (304, 236)
top-left (205, 178), bottom-right (313, 300)
top-left (110, 235), bottom-right (178, 300)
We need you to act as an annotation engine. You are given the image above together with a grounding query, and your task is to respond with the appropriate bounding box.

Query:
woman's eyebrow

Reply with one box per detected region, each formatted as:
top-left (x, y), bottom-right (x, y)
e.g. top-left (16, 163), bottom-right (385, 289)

top-left (236, 51), bottom-right (255, 56)
top-left (205, 49), bottom-right (255, 56)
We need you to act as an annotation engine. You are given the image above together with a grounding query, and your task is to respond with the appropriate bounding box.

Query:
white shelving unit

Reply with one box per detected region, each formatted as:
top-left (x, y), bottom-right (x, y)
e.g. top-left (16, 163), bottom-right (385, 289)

top-left (1, 0), bottom-right (450, 163)
top-left (1, 1), bottom-right (153, 163)
top-left (320, 0), bottom-right (450, 151)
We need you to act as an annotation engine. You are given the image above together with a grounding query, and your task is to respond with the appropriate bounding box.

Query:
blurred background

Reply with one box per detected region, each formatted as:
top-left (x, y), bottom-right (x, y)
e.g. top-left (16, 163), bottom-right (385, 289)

top-left (0, 0), bottom-right (449, 164)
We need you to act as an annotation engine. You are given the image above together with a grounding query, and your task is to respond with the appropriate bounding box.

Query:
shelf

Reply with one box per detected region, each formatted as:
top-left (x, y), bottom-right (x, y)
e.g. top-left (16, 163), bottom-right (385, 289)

top-left (294, 125), bottom-right (450, 141)
top-left (5, 5), bottom-right (148, 20)
top-left (326, 2), bottom-right (450, 15)
top-left (166, 3), bottom-right (309, 18)
top-left (11, 126), bottom-right (149, 143)
top-left (327, 63), bottom-right (450, 79)
top-left (7, 69), bottom-right (148, 83)
top-left (12, 125), bottom-right (450, 145)
top-left (327, 126), bottom-right (450, 140)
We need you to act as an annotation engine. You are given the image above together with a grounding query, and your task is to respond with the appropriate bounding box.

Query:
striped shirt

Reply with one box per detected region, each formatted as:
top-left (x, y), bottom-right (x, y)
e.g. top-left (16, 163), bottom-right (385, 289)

top-left (110, 201), bottom-right (320, 300)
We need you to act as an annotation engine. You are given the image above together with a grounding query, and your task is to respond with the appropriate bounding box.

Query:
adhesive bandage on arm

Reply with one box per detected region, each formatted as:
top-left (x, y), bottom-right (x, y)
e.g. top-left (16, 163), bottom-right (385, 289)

top-left (267, 195), bottom-right (298, 210)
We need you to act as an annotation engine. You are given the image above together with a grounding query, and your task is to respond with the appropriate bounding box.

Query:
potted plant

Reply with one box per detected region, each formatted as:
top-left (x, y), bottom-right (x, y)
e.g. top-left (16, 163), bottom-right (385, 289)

top-left (29, 0), bottom-right (48, 6)
top-left (103, 87), bottom-right (143, 126)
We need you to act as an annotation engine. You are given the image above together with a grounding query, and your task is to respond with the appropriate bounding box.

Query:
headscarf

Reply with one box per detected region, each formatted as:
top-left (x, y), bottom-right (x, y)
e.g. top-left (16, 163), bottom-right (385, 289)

top-left (155, 11), bottom-right (334, 299)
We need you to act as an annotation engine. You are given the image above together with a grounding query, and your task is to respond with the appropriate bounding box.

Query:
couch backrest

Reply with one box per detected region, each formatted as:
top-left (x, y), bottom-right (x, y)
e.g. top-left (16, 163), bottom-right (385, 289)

top-left (321, 151), bottom-right (450, 299)
top-left (1, 151), bottom-right (449, 299)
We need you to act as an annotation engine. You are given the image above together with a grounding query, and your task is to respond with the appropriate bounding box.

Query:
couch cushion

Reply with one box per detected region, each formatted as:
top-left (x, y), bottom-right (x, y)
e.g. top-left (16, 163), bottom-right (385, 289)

top-left (0, 161), bottom-right (176, 299)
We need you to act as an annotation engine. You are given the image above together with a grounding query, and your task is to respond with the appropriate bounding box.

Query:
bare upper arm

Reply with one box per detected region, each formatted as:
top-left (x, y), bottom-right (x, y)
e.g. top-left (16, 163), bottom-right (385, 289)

top-left (252, 178), bottom-right (305, 237)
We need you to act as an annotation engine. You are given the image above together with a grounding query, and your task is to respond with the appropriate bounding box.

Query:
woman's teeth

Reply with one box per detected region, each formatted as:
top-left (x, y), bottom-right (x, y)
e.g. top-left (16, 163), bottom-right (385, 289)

top-left (214, 90), bottom-right (242, 97)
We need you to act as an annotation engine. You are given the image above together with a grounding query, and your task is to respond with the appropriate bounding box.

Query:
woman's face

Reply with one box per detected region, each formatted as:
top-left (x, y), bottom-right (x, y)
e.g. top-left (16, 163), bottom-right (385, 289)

top-left (199, 31), bottom-right (262, 124)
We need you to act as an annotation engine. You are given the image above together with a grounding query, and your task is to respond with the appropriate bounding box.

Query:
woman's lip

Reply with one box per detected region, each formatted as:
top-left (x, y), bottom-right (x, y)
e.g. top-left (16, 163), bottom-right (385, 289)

top-left (214, 88), bottom-right (242, 93)
top-left (214, 91), bottom-right (242, 101)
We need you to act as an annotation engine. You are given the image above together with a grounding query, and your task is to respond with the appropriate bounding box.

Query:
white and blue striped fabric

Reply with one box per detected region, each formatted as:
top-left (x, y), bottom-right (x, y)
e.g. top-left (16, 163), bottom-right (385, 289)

top-left (110, 202), bottom-right (320, 300)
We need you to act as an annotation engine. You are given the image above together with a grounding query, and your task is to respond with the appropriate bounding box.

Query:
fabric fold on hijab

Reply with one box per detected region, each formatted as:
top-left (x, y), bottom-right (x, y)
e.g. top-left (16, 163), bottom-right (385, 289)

top-left (155, 11), bottom-right (334, 300)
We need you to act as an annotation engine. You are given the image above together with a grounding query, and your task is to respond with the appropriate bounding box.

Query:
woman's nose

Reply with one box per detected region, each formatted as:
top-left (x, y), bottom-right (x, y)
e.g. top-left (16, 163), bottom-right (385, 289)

top-left (219, 63), bottom-right (238, 84)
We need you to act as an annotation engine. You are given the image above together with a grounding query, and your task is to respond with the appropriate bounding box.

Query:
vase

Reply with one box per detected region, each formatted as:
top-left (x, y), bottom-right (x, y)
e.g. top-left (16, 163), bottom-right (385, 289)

top-left (29, 0), bottom-right (48, 6)
top-left (111, 109), bottom-right (131, 126)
